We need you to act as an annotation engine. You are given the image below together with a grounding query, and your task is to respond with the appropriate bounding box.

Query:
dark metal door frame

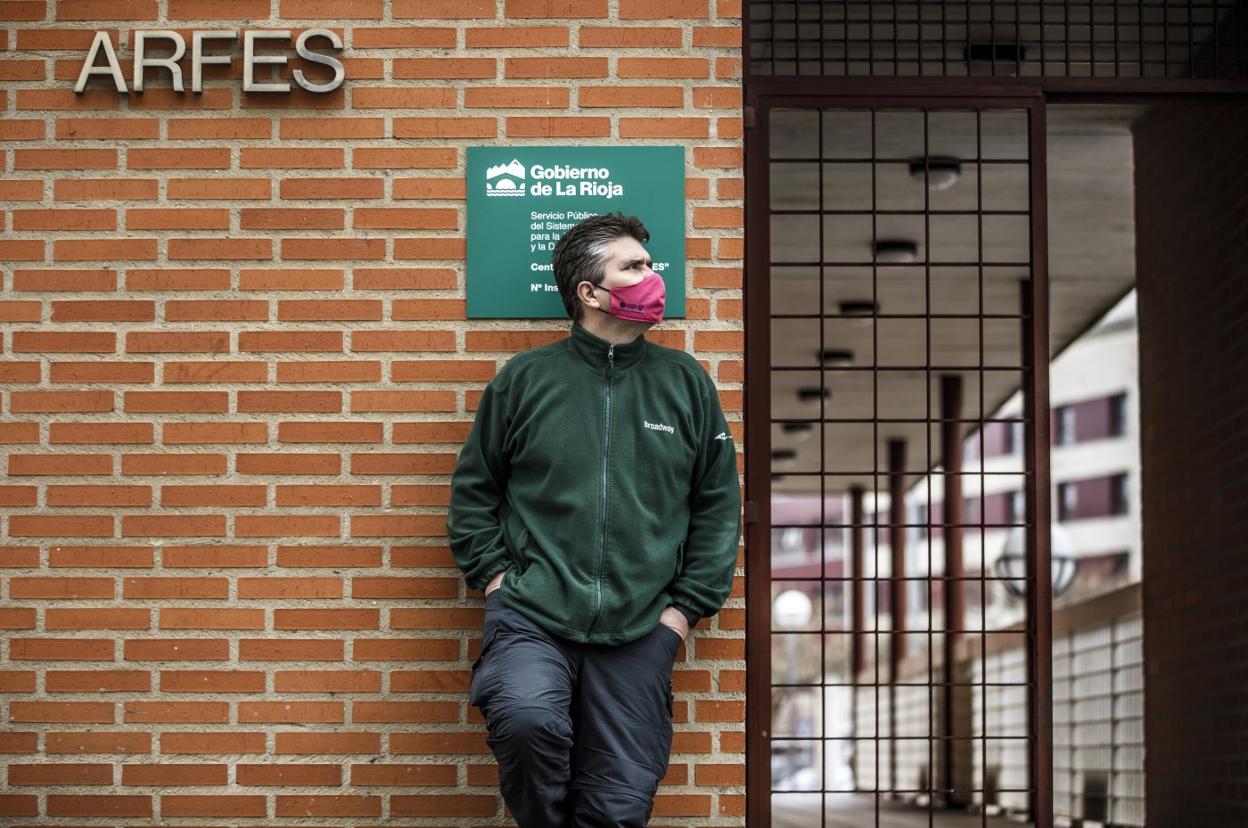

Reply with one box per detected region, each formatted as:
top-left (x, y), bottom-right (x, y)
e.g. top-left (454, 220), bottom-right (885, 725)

top-left (743, 75), bottom-right (1248, 827)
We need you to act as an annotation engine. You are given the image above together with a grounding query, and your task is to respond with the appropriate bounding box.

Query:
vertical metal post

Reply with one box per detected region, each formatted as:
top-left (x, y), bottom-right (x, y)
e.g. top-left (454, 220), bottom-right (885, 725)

top-left (940, 373), bottom-right (965, 806)
top-left (850, 484), bottom-right (865, 787)
top-left (888, 437), bottom-right (908, 671)
top-left (851, 484), bottom-right (866, 677)
top-left (742, 95), bottom-right (773, 828)
top-left (1023, 95), bottom-right (1054, 828)
top-left (887, 436), bottom-right (907, 794)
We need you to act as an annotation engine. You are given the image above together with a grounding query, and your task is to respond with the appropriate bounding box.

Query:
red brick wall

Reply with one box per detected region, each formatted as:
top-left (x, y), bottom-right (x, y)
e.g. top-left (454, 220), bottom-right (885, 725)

top-left (1135, 103), bottom-right (1248, 828)
top-left (0, 1), bottom-right (745, 823)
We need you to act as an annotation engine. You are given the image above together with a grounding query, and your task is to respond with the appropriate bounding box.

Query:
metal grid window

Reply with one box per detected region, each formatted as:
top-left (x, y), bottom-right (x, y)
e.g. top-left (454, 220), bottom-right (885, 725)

top-left (754, 100), bottom-right (1052, 826)
top-left (748, 0), bottom-right (1248, 79)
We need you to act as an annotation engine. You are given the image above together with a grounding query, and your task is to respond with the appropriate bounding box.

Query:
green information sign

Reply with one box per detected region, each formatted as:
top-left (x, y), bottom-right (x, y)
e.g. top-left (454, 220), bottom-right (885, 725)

top-left (466, 145), bottom-right (686, 319)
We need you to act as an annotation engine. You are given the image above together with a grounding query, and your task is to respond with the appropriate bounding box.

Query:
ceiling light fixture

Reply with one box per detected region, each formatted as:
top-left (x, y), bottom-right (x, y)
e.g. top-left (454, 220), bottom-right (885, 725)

top-left (908, 156), bottom-right (962, 190)
top-left (820, 348), bottom-right (855, 367)
top-left (873, 239), bottom-right (918, 264)
top-left (781, 422), bottom-right (815, 439)
top-left (839, 300), bottom-right (878, 317)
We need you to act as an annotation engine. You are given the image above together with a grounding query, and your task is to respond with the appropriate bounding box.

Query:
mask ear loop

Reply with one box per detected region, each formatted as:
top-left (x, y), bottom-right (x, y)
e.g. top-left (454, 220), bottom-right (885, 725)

top-left (585, 281), bottom-right (613, 316)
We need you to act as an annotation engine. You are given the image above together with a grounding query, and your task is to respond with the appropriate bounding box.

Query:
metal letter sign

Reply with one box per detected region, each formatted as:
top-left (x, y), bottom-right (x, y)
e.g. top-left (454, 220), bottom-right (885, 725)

top-left (466, 146), bottom-right (686, 319)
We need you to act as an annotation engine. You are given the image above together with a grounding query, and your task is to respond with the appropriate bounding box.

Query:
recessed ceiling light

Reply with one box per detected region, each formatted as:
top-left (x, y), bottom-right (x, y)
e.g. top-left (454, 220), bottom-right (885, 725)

top-left (781, 422), bottom-right (815, 435)
top-left (820, 348), bottom-right (855, 367)
top-left (874, 239), bottom-right (918, 264)
top-left (908, 156), bottom-right (962, 190)
top-left (839, 300), bottom-right (878, 316)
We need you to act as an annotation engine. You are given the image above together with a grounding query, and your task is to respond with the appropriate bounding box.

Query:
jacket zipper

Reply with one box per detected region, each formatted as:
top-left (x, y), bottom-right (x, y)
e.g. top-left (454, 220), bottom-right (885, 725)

top-left (589, 343), bottom-right (614, 634)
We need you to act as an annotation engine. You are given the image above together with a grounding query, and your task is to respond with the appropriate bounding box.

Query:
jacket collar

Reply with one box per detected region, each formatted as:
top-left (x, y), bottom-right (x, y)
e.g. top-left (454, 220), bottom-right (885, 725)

top-left (569, 320), bottom-right (647, 371)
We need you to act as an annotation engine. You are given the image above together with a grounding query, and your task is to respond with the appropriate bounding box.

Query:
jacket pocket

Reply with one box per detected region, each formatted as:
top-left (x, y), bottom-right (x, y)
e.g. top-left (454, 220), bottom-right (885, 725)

top-left (467, 626), bottom-right (498, 709)
top-left (675, 540), bottom-right (685, 575)
top-left (472, 591), bottom-right (505, 674)
top-left (471, 626), bottom-right (497, 673)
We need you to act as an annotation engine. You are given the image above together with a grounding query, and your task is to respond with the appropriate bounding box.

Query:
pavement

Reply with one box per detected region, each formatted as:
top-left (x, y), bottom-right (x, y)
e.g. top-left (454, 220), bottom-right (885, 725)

top-left (773, 794), bottom-right (1031, 828)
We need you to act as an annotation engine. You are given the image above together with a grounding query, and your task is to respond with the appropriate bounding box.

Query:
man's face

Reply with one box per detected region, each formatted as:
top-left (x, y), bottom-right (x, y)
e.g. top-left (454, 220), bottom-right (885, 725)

top-left (594, 235), bottom-right (656, 292)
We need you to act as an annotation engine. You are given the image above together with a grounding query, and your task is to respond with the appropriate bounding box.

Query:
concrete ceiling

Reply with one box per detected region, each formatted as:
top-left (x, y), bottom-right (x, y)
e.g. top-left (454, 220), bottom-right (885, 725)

top-left (768, 103), bottom-right (1146, 494)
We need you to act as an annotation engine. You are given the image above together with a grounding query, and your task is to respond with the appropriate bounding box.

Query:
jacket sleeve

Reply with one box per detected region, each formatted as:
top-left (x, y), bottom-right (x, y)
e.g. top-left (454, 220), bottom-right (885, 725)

top-left (668, 371), bottom-right (741, 627)
top-left (447, 376), bottom-right (513, 593)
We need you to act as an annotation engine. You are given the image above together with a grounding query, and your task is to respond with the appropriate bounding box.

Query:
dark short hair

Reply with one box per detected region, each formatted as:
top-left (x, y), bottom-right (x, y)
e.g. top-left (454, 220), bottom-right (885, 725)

top-left (551, 212), bottom-right (650, 321)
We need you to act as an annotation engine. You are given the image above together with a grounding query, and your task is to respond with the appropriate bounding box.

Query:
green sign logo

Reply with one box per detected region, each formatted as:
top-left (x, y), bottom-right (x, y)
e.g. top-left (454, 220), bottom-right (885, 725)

top-left (466, 146), bottom-right (686, 319)
top-left (485, 159), bottom-right (527, 197)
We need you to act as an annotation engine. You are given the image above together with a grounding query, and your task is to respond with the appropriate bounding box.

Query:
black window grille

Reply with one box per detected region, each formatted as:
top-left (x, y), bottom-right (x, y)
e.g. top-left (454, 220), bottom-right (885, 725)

top-left (748, 0), bottom-right (1248, 79)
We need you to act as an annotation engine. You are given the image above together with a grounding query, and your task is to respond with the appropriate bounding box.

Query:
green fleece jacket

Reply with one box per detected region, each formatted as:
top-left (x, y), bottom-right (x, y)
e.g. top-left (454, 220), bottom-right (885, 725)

top-left (447, 321), bottom-right (741, 645)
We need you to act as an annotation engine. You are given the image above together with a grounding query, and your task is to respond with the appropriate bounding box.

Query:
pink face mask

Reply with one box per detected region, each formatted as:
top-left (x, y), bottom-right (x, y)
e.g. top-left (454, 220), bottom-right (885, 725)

top-left (598, 272), bottom-right (666, 324)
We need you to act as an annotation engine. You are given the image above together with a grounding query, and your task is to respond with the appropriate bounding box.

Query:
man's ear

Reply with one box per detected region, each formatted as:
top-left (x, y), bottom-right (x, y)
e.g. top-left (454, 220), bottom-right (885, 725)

top-left (576, 280), bottom-right (603, 313)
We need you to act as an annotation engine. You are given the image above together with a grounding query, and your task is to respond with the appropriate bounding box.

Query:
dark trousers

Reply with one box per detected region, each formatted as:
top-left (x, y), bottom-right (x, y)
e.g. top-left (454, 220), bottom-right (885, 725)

top-left (468, 589), bottom-right (681, 827)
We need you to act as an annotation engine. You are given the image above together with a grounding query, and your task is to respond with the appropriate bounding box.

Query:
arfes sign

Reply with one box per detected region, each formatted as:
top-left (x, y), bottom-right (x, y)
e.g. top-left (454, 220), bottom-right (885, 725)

top-left (74, 29), bottom-right (345, 94)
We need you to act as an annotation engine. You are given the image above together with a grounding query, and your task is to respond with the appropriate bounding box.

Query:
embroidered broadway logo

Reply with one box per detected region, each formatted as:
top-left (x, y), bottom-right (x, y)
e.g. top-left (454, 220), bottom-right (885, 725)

top-left (644, 420), bottom-right (675, 435)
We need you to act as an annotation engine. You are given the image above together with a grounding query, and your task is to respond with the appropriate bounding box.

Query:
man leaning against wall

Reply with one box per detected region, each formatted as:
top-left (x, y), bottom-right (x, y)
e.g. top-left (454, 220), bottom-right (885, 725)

top-left (447, 212), bottom-right (741, 826)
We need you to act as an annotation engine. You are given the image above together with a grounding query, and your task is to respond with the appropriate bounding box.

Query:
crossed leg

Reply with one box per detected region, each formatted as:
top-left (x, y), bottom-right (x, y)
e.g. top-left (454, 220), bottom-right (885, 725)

top-left (568, 622), bottom-right (680, 827)
top-left (469, 591), bottom-right (579, 828)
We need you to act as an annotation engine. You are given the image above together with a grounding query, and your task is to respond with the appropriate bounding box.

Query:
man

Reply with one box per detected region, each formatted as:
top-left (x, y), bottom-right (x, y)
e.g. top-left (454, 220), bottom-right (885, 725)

top-left (447, 212), bottom-right (740, 826)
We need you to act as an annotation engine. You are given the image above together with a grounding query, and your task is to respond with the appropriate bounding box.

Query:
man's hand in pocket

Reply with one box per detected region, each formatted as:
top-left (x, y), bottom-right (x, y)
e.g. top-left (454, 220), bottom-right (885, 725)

top-left (484, 569), bottom-right (506, 597)
top-left (658, 605), bottom-right (690, 642)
